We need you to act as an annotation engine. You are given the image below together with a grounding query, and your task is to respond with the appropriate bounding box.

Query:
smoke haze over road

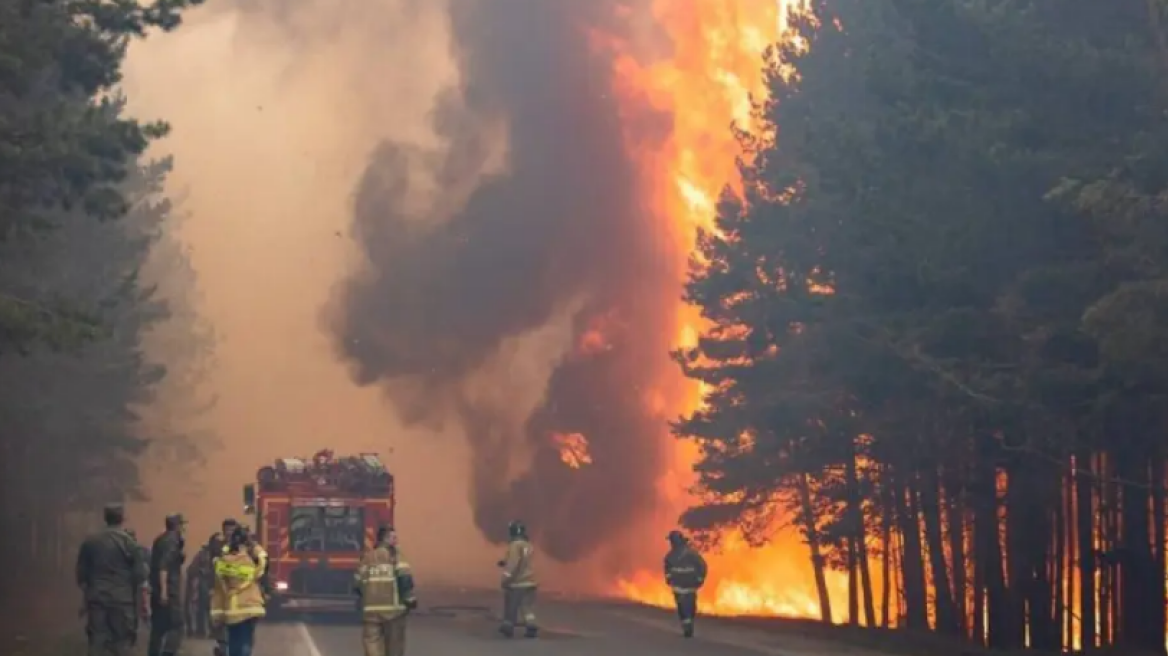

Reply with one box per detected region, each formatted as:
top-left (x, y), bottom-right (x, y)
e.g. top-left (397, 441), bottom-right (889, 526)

top-left (122, 0), bottom-right (682, 587)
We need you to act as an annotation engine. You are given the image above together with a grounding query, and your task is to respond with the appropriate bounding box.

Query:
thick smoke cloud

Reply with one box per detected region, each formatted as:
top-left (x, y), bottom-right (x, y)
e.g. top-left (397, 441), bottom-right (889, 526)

top-left (333, 0), bottom-right (683, 562)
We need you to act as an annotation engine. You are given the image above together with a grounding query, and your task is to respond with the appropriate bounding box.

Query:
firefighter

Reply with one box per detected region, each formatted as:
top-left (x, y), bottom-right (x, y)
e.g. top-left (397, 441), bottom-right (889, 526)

top-left (241, 525), bottom-right (270, 599)
top-left (209, 519), bottom-right (238, 656)
top-left (211, 525), bottom-right (266, 656)
top-left (664, 530), bottom-right (708, 638)
top-left (354, 525), bottom-right (417, 656)
top-left (148, 514), bottom-right (187, 656)
top-left (184, 539), bottom-right (214, 638)
top-left (76, 503), bottom-right (149, 656)
top-left (497, 520), bottom-right (538, 639)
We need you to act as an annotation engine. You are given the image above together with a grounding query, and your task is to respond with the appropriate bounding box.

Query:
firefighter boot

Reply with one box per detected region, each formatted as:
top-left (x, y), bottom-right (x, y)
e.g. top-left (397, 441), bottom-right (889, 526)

top-left (682, 621), bottom-right (694, 638)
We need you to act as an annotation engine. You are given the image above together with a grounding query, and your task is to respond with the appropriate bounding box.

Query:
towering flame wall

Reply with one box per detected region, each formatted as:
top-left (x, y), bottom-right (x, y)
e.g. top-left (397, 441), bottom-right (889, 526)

top-left (328, 0), bottom-right (842, 614)
top-left (603, 0), bottom-right (851, 617)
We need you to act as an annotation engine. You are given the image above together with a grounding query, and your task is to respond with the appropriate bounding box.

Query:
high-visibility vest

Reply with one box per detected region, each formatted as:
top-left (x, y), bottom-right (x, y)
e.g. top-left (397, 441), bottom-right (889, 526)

top-left (219, 544), bottom-right (268, 579)
top-left (211, 551), bottom-right (266, 625)
top-left (355, 546), bottom-right (413, 619)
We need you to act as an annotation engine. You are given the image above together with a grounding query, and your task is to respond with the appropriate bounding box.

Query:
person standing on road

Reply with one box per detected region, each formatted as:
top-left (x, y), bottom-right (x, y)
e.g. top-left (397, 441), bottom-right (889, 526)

top-left (184, 537), bottom-right (214, 638)
top-left (148, 514), bottom-right (187, 656)
top-left (497, 520), bottom-right (538, 639)
top-left (209, 518), bottom-right (239, 656)
top-left (355, 525), bottom-right (417, 656)
top-left (76, 503), bottom-right (149, 656)
top-left (211, 525), bottom-right (266, 656)
top-left (664, 530), bottom-right (708, 638)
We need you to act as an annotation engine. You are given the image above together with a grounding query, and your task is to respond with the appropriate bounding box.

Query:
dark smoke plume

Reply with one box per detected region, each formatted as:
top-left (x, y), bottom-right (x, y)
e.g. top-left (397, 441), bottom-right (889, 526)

top-left (332, 0), bottom-right (684, 562)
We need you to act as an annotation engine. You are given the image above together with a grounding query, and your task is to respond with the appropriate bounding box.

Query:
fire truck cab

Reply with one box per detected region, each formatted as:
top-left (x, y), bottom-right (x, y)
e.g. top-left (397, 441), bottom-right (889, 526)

top-left (242, 449), bottom-right (394, 611)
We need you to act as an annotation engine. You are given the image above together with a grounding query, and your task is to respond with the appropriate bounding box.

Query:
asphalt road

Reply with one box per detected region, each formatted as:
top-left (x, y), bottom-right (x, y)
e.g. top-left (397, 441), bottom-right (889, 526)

top-left (189, 589), bottom-right (889, 656)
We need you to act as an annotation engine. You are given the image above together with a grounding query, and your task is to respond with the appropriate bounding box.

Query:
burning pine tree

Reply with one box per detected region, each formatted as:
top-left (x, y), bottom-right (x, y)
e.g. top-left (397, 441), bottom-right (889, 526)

top-left (673, 0), bottom-right (1168, 653)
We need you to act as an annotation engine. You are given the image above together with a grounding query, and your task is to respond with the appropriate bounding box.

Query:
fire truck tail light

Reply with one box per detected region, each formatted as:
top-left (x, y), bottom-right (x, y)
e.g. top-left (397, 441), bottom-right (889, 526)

top-left (275, 581), bottom-right (289, 591)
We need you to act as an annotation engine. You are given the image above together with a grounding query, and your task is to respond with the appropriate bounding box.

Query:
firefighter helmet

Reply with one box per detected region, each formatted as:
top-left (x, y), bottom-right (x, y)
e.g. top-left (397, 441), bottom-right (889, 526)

top-left (667, 530), bottom-right (686, 547)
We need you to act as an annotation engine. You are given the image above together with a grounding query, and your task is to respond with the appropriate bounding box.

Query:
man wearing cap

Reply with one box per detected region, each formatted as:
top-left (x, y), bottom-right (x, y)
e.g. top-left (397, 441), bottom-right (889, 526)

top-left (148, 514), bottom-right (187, 656)
top-left (76, 503), bottom-right (149, 656)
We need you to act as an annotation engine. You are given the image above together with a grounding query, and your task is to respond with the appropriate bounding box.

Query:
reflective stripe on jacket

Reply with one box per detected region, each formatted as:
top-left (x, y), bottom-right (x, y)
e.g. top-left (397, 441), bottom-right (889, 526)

top-left (501, 539), bottom-right (537, 588)
top-left (664, 546), bottom-right (708, 594)
top-left (211, 551), bottom-right (266, 625)
top-left (356, 545), bottom-right (413, 619)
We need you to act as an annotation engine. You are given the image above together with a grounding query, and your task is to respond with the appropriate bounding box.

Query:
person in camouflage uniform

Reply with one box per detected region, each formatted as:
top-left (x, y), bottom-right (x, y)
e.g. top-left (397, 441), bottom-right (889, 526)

top-left (148, 514), bottom-right (187, 656)
top-left (76, 504), bottom-right (148, 656)
top-left (184, 539), bottom-right (214, 638)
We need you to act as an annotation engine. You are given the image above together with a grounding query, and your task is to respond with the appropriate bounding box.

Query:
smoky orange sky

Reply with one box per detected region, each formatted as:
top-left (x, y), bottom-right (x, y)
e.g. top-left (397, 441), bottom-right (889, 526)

top-left (120, 0), bottom-right (505, 586)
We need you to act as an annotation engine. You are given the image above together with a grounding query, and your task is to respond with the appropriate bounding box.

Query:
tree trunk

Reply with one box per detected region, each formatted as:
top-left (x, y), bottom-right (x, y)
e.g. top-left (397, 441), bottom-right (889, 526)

top-left (1004, 465), bottom-right (1028, 649)
top-left (1063, 465), bottom-right (1075, 651)
top-left (1075, 449), bottom-right (1096, 650)
top-left (1151, 454), bottom-right (1166, 653)
top-left (975, 451), bottom-right (1010, 648)
top-left (847, 532), bottom-right (859, 626)
top-left (895, 472), bottom-right (929, 630)
top-left (880, 485), bottom-right (893, 629)
top-left (798, 472), bottom-right (834, 623)
top-left (921, 468), bottom-right (959, 634)
top-left (1115, 419), bottom-right (1161, 654)
top-left (843, 447), bottom-right (876, 626)
top-left (1054, 487), bottom-right (1067, 651)
top-left (945, 473), bottom-right (968, 637)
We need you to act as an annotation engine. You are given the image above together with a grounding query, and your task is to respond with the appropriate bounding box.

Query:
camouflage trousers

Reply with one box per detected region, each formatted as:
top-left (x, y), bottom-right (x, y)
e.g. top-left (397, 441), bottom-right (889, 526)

top-left (85, 603), bottom-right (138, 656)
top-left (148, 602), bottom-right (184, 656)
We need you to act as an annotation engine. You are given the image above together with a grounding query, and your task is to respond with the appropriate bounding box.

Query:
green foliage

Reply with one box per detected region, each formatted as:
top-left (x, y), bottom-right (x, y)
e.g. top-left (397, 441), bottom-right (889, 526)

top-left (0, 0), bottom-right (204, 350)
top-left (0, 0), bottom-right (211, 627)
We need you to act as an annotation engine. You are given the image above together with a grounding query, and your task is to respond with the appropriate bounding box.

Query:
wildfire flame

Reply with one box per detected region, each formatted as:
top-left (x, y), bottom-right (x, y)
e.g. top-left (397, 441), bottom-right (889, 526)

top-left (601, 1), bottom-right (854, 619)
top-left (553, 432), bottom-right (594, 469)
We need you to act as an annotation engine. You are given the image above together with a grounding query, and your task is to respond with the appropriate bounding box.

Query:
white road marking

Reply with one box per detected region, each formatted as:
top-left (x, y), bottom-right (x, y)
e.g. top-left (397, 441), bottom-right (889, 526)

top-left (296, 622), bottom-right (324, 656)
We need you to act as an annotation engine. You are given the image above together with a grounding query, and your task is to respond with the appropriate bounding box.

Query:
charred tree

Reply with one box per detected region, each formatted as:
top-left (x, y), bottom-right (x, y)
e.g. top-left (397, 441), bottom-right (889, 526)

top-left (921, 467), bottom-right (959, 635)
top-left (798, 472), bottom-right (834, 623)
top-left (894, 471), bottom-right (929, 630)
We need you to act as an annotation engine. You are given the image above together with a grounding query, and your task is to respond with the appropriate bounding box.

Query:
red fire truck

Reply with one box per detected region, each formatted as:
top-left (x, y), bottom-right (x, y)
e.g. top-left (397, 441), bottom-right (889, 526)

top-left (242, 449), bottom-right (394, 611)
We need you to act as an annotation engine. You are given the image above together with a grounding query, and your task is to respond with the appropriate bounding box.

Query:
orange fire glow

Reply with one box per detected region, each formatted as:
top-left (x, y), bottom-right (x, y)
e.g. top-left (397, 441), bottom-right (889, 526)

top-left (601, 1), bottom-right (852, 619)
top-left (553, 432), bottom-right (594, 469)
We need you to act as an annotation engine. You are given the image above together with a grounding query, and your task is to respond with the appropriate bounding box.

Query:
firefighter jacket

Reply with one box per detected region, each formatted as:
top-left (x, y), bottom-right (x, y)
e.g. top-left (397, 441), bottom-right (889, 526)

top-left (500, 538), bottom-right (537, 589)
top-left (219, 541), bottom-right (267, 572)
top-left (664, 546), bottom-right (708, 594)
top-left (251, 544), bottom-right (269, 581)
top-left (355, 545), bottom-right (415, 620)
top-left (210, 549), bottom-right (266, 625)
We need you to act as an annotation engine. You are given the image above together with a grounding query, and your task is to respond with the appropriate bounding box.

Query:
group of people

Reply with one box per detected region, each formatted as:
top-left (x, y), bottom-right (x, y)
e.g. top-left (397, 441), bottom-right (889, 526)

top-left (75, 506), bottom-right (271, 656)
top-left (356, 518), bottom-right (535, 656)
top-left (74, 502), bottom-right (707, 656)
top-left (487, 520), bottom-right (712, 640)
